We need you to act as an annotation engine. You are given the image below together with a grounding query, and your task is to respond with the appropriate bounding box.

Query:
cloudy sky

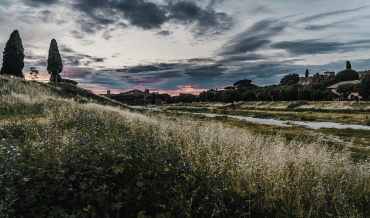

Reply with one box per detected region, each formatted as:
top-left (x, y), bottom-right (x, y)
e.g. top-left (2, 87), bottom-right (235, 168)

top-left (1, 0), bottom-right (370, 96)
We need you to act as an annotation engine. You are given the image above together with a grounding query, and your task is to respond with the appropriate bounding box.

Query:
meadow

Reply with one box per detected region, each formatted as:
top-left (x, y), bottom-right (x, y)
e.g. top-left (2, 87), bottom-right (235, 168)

top-left (1, 74), bottom-right (370, 217)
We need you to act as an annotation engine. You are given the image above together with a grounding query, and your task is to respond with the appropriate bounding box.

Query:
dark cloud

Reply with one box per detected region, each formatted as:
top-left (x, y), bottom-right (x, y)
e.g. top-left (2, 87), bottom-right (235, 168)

top-left (155, 30), bottom-right (171, 36)
top-left (58, 45), bottom-right (76, 53)
top-left (296, 5), bottom-right (370, 23)
top-left (206, 0), bottom-right (225, 11)
top-left (216, 54), bottom-right (266, 64)
top-left (167, 1), bottom-right (234, 39)
top-left (217, 19), bottom-right (287, 56)
top-left (22, 0), bottom-right (59, 7)
top-left (38, 10), bottom-right (53, 23)
top-left (187, 58), bottom-right (214, 62)
top-left (184, 64), bottom-right (225, 79)
top-left (115, 1), bottom-right (169, 30)
top-left (70, 0), bottom-right (233, 40)
top-left (270, 39), bottom-right (370, 55)
top-left (69, 30), bottom-right (84, 39)
top-left (116, 65), bottom-right (166, 73)
top-left (167, 1), bottom-right (202, 22)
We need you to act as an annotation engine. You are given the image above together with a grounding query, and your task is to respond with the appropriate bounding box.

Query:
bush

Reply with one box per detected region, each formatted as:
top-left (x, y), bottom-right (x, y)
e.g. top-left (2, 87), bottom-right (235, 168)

top-left (287, 100), bottom-right (308, 109)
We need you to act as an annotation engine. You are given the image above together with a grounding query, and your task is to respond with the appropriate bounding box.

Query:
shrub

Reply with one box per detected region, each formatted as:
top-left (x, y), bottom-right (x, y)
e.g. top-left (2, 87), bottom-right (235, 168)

top-left (287, 100), bottom-right (308, 108)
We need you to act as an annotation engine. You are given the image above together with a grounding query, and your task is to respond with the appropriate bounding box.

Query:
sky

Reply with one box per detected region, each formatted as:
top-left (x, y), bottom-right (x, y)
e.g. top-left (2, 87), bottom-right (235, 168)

top-left (1, 0), bottom-right (370, 96)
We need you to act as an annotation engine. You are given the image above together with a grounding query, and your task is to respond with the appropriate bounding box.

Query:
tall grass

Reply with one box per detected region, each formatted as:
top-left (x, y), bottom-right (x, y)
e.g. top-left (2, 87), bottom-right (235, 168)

top-left (1, 74), bottom-right (370, 217)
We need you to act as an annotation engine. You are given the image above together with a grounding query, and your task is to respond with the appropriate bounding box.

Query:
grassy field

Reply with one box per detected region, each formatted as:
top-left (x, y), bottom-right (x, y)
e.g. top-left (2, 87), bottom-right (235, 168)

top-left (1, 74), bottom-right (370, 217)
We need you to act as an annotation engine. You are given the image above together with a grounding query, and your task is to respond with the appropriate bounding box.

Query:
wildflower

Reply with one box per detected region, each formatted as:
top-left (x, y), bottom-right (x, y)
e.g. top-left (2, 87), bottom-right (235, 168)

top-left (60, 162), bottom-right (62, 165)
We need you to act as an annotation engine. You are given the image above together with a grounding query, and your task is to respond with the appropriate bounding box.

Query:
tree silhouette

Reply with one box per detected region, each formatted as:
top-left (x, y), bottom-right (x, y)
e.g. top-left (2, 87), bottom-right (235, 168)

top-left (305, 69), bottom-right (309, 78)
top-left (346, 61), bottom-right (351, 70)
top-left (233, 79), bottom-right (258, 91)
top-left (1, 30), bottom-right (25, 79)
top-left (47, 39), bottom-right (63, 83)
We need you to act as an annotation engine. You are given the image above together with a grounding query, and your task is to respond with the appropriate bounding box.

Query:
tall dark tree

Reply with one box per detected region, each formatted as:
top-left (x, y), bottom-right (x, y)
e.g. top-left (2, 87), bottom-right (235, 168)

top-left (305, 69), bottom-right (309, 78)
top-left (1, 30), bottom-right (25, 79)
top-left (346, 61), bottom-right (351, 70)
top-left (47, 39), bottom-right (63, 83)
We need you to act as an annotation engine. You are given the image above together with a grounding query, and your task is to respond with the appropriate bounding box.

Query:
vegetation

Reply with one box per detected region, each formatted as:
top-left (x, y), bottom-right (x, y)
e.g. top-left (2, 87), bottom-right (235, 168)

top-left (280, 73), bottom-right (300, 86)
top-left (0, 30), bottom-right (25, 79)
top-left (2, 74), bottom-right (370, 217)
top-left (336, 83), bottom-right (356, 99)
top-left (47, 39), bottom-right (63, 83)
top-left (334, 69), bottom-right (359, 83)
top-left (287, 100), bottom-right (308, 109)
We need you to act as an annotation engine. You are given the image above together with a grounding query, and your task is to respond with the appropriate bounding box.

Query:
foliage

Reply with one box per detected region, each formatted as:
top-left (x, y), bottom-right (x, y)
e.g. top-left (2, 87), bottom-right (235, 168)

top-left (336, 83), bottom-right (356, 100)
top-left (279, 84), bottom-right (300, 101)
top-left (47, 39), bottom-right (63, 81)
top-left (287, 100), bottom-right (308, 108)
top-left (242, 90), bottom-right (256, 101)
top-left (224, 86), bottom-right (235, 90)
top-left (220, 89), bottom-right (241, 104)
top-left (256, 92), bottom-right (269, 101)
top-left (29, 67), bottom-right (39, 80)
top-left (179, 94), bottom-right (197, 103)
top-left (280, 73), bottom-right (300, 86)
top-left (0, 30), bottom-right (25, 79)
top-left (360, 74), bottom-right (370, 99)
top-left (334, 69), bottom-right (359, 83)
top-left (233, 79), bottom-right (258, 92)
top-left (298, 89), bottom-right (311, 100)
top-left (151, 93), bottom-right (155, 104)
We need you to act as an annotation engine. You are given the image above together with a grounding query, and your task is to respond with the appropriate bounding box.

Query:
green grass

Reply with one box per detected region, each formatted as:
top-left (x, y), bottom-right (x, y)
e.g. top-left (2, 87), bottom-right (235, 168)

top-left (1, 74), bottom-right (370, 217)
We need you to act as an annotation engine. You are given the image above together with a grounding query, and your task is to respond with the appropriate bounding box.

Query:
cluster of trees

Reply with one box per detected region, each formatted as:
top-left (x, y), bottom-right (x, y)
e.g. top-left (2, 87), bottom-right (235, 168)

top-left (0, 29), bottom-right (75, 84)
top-left (195, 66), bottom-right (370, 104)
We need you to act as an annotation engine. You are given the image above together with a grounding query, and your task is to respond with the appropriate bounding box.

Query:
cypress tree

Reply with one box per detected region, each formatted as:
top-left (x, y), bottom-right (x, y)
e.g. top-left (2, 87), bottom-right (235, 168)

top-left (305, 69), bottom-right (309, 78)
top-left (47, 39), bottom-right (63, 83)
top-left (346, 61), bottom-right (351, 70)
top-left (1, 30), bottom-right (25, 79)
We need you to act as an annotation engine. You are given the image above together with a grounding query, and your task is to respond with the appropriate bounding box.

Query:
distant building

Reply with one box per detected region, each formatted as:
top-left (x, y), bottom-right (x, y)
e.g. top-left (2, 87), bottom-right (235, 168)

top-left (357, 70), bottom-right (370, 79)
top-left (298, 72), bottom-right (335, 86)
top-left (323, 71), bottom-right (335, 77)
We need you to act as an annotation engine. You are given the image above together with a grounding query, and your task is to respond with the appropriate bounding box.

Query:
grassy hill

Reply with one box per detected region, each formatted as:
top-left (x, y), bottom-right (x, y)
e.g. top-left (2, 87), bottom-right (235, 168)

top-left (1, 74), bottom-right (370, 217)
